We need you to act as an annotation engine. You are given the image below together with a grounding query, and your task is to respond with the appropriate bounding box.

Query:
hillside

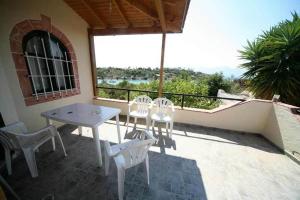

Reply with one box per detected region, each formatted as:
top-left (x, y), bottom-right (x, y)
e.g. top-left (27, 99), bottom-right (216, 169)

top-left (97, 67), bottom-right (206, 80)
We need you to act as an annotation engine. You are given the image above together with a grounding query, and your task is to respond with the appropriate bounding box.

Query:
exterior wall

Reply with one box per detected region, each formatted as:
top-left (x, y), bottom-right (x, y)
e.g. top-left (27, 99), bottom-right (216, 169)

top-left (263, 104), bottom-right (284, 149)
top-left (94, 98), bottom-right (273, 134)
top-left (264, 103), bottom-right (300, 154)
top-left (0, 0), bottom-right (93, 131)
top-left (0, 67), bottom-right (19, 125)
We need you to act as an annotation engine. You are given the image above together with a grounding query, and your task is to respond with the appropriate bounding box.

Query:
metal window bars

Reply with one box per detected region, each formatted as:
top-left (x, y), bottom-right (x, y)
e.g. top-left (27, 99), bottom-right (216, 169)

top-left (23, 32), bottom-right (77, 100)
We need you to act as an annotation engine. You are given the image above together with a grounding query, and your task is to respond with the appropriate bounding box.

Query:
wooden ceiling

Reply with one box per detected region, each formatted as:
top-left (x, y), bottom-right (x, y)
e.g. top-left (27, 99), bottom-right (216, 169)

top-left (64, 0), bottom-right (190, 35)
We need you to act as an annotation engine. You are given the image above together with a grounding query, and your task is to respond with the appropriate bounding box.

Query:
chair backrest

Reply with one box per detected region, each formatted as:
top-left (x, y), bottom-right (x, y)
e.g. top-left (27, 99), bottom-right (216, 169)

top-left (0, 122), bottom-right (28, 150)
top-left (133, 95), bottom-right (152, 113)
top-left (119, 133), bottom-right (156, 169)
top-left (152, 98), bottom-right (174, 115)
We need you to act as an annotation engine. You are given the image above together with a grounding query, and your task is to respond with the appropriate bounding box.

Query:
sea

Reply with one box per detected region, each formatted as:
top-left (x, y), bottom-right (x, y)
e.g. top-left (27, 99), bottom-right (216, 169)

top-left (97, 79), bottom-right (150, 85)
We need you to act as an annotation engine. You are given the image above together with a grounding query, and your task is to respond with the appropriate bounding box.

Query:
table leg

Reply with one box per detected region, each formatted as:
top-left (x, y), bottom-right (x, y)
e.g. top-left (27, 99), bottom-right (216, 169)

top-left (46, 119), bottom-right (56, 151)
top-left (92, 127), bottom-right (102, 167)
top-left (78, 126), bottom-right (83, 136)
top-left (116, 114), bottom-right (121, 144)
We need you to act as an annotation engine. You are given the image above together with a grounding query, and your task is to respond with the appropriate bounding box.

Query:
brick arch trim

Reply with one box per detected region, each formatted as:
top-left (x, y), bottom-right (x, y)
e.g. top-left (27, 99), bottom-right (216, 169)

top-left (10, 14), bottom-right (80, 106)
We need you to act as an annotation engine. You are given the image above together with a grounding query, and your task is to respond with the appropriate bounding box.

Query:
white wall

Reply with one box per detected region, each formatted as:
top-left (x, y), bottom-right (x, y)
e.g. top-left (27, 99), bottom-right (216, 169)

top-left (94, 98), bottom-right (273, 134)
top-left (264, 103), bottom-right (300, 152)
top-left (263, 104), bottom-right (284, 149)
top-left (0, 0), bottom-right (93, 130)
top-left (0, 66), bottom-right (19, 125)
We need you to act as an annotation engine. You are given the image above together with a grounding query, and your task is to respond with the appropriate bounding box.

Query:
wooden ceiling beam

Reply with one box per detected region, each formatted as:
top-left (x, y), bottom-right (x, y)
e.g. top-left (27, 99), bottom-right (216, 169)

top-left (164, 0), bottom-right (176, 6)
top-left (112, 0), bottom-right (130, 27)
top-left (89, 27), bottom-right (169, 36)
top-left (154, 0), bottom-right (167, 32)
top-left (81, 0), bottom-right (107, 28)
top-left (124, 0), bottom-right (158, 21)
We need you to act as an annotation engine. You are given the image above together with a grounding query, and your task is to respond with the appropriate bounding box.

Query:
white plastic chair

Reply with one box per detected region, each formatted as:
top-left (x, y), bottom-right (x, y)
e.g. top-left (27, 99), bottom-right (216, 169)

top-left (126, 95), bottom-right (152, 131)
top-left (151, 98), bottom-right (175, 138)
top-left (0, 121), bottom-right (67, 178)
top-left (104, 131), bottom-right (156, 200)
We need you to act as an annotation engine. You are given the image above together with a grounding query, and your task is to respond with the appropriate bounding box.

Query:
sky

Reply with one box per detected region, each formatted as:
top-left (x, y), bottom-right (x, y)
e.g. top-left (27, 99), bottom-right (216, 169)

top-left (94, 0), bottom-right (300, 77)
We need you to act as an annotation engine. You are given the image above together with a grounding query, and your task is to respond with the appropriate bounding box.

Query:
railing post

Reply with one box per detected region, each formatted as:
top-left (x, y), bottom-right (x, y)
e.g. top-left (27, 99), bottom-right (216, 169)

top-left (127, 89), bottom-right (130, 103)
top-left (181, 94), bottom-right (185, 109)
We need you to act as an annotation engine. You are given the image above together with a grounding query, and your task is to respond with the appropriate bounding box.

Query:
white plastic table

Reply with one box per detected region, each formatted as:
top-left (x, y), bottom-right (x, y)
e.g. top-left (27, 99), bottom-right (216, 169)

top-left (41, 103), bottom-right (121, 167)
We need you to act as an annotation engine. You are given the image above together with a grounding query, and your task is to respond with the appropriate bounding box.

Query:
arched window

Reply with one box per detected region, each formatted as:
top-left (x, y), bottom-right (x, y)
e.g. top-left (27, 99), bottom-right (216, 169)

top-left (23, 30), bottom-right (75, 97)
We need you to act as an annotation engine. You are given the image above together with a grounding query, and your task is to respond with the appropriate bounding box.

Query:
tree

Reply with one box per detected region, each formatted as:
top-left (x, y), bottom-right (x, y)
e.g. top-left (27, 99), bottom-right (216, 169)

top-left (239, 12), bottom-right (300, 106)
top-left (206, 73), bottom-right (231, 96)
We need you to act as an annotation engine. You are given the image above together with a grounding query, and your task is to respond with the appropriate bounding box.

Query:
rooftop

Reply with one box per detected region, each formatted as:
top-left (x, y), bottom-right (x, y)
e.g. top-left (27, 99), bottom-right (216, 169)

top-left (64, 0), bottom-right (190, 35)
top-left (5, 117), bottom-right (300, 200)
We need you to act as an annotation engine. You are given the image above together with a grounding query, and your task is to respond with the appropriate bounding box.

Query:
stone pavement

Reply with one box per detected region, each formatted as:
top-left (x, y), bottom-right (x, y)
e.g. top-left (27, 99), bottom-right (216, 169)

top-left (3, 118), bottom-right (300, 200)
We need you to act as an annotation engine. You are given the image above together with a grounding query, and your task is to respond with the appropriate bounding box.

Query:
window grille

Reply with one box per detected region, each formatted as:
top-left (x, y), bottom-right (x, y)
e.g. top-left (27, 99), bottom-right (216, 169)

top-left (23, 30), bottom-right (76, 100)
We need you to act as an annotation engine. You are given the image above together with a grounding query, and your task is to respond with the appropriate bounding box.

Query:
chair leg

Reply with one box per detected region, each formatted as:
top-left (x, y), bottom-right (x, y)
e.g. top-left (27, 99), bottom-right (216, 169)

top-left (23, 148), bottom-right (38, 178)
top-left (146, 117), bottom-right (150, 131)
top-left (51, 137), bottom-right (56, 151)
top-left (117, 167), bottom-right (125, 200)
top-left (78, 126), bottom-right (83, 136)
top-left (126, 115), bottom-right (130, 132)
top-left (170, 121), bottom-right (173, 139)
top-left (134, 117), bottom-right (137, 125)
top-left (145, 154), bottom-right (150, 185)
top-left (104, 153), bottom-right (110, 176)
top-left (56, 133), bottom-right (67, 157)
top-left (152, 120), bottom-right (155, 133)
top-left (166, 122), bottom-right (169, 135)
top-left (4, 148), bottom-right (12, 175)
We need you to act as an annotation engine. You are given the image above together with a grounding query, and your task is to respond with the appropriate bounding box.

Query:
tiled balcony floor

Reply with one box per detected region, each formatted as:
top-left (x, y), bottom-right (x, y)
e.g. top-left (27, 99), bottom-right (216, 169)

top-left (4, 117), bottom-right (300, 200)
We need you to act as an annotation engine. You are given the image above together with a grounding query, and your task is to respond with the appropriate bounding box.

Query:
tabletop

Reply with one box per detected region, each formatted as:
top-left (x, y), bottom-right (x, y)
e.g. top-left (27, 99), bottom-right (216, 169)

top-left (41, 103), bottom-right (121, 128)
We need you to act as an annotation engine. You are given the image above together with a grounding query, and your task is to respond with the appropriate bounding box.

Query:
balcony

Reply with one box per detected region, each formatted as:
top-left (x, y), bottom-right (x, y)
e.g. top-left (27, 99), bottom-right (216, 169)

top-left (1, 1), bottom-right (300, 199)
top-left (4, 116), bottom-right (300, 199)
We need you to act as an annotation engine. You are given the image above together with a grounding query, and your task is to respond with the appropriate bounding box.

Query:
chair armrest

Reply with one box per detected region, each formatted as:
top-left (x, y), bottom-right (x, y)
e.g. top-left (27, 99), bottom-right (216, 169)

top-left (10, 126), bottom-right (56, 149)
top-left (144, 131), bottom-right (158, 142)
top-left (104, 140), bottom-right (112, 156)
top-left (104, 140), bottom-right (121, 157)
top-left (171, 104), bottom-right (175, 113)
top-left (14, 125), bottom-right (55, 137)
top-left (128, 99), bottom-right (136, 107)
top-left (170, 104), bottom-right (175, 118)
top-left (128, 100), bottom-right (135, 113)
top-left (147, 105), bottom-right (152, 113)
top-left (128, 101), bottom-right (134, 106)
top-left (149, 102), bottom-right (154, 109)
top-left (148, 102), bottom-right (154, 114)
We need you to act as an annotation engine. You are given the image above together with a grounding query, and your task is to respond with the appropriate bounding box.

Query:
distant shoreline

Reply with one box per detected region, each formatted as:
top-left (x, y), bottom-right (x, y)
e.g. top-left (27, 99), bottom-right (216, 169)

top-left (98, 79), bottom-right (151, 85)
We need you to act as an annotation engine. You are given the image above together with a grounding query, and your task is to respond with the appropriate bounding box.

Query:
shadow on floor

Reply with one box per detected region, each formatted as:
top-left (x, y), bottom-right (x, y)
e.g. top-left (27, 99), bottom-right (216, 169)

top-left (173, 123), bottom-right (281, 154)
top-left (118, 115), bottom-right (281, 154)
top-left (4, 124), bottom-right (207, 200)
top-left (124, 122), bottom-right (176, 154)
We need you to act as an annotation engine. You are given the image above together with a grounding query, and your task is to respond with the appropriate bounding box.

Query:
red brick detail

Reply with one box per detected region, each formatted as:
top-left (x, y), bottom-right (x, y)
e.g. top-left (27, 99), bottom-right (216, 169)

top-left (10, 39), bottom-right (22, 53)
top-left (16, 70), bottom-right (32, 97)
top-left (50, 26), bottom-right (62, 41)
top-left (9, 14), bottom-right (80, 106)
top-left (24, 90), bottom-right (81, 106)
top-left (12, 53), bottom-right (27, 70)
top-left (41, 15), bottom-right (51, 32)
top-left (72, 61), bottom-right (79, 75)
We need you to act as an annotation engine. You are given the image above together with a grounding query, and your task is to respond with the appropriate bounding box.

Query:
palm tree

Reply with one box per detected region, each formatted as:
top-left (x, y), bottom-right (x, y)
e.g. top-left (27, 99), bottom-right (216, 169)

top-left (239, 12), bottom-right (300, 106)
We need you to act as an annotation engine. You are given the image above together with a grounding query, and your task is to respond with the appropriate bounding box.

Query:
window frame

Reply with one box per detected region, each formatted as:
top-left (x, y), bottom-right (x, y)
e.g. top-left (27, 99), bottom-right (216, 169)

top-left (10, 15), bottom-right (80, 106)
top-left (22, 30), bottom-right (76, 96)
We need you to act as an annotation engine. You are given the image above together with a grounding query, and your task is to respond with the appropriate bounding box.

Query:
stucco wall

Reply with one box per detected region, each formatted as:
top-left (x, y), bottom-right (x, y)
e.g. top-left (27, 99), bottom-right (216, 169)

top-left (0, 0), bottom-right (93, 131)
top-left (94, 98), bottom-right (273, 134)
top-left (264, 103), bottom-right (300, 154)
top-left (263, 104), bottom-right (284, 149)
top-left (0, 67), bottom-right (19, 125)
